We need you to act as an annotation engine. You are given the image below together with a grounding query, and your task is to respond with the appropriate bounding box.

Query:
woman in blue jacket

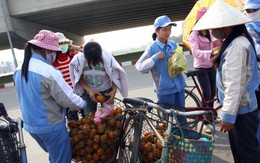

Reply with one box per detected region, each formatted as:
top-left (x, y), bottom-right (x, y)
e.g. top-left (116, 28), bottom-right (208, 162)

top-left (193, 1), bottom-right (260, 162)
top-left (13, 30), bottom-right (86, 163)
top-left (135, 15), bottom-right (186, 124)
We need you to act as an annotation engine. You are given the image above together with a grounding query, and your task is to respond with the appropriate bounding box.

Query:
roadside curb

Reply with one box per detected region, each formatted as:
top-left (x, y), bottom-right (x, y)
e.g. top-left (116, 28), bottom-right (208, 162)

top-left (0, 82), bottom-right (15, 89)
top-left (119, 60), bottom-right (137, 67)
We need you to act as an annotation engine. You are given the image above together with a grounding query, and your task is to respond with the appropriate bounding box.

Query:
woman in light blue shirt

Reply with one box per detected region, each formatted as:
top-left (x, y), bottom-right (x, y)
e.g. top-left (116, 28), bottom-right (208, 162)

top-left (135, 15), bottom-right (186, 123)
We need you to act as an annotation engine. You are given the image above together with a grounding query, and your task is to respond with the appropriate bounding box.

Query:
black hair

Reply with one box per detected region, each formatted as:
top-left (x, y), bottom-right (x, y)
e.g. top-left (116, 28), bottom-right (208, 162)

top-left (198, 30), bottom-right (211, 42)
top-left (83, 42), bottom-right (103, 69)
top-left (152, 32), bottom-right (157, 41)
top-left (194, 20), bottom-right (211, 42)
top-left (22, 43), bottom-right (43, 82)
top-left (212, 24), bottom-right (256, 68)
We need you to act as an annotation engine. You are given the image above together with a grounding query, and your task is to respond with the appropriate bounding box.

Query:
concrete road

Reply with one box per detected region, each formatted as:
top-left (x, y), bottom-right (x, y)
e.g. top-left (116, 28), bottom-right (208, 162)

top-left (0, 63), bottom-right (233, 163)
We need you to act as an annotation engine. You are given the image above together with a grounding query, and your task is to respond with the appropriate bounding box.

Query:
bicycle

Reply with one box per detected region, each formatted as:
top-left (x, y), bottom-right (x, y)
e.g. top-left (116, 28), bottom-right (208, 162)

top-left (184, 69), bottom-right (222, 121)
top-left (0, 103), bottom-right (27, 163)
top-left (115, 97), bottom-right (215, 163)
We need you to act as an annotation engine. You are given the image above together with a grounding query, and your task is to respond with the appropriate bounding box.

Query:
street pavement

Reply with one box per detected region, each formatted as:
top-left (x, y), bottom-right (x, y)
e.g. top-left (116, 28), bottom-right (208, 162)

top-left (1, 62), bottom-right (234, 163)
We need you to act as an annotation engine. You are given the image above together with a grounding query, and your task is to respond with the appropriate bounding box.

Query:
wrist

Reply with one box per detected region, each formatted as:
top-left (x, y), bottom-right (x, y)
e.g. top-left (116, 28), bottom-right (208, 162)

top-left (79, 45), bottom-right (83, 51)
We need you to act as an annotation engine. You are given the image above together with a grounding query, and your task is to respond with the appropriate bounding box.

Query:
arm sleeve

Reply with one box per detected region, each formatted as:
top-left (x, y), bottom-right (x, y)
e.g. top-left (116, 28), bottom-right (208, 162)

top-left (220, 45), bottom-right (248, 123)
top-left (188, 31), bottom-right (211, 60)
top-left (135, 49), bottom-right (157, 73)
top-left (44, 70), bottom-right (86, 111)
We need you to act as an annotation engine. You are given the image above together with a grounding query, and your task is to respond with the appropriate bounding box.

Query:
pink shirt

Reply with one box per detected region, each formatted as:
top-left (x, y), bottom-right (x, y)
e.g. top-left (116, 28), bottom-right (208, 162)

top-left (188, 30), bottom-right (221, 68)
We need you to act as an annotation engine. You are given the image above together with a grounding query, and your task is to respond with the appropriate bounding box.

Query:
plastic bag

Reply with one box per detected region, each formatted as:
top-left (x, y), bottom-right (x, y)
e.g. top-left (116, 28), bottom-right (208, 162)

top-left (94, 104), bottom-right (114, 124)
top-left (167, 46), bottom-right (187, 78)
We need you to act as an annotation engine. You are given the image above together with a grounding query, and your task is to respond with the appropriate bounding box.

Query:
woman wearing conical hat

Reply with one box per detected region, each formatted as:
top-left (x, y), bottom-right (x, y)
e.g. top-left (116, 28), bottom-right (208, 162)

top-left (193, 0), bottom-right (260, 162)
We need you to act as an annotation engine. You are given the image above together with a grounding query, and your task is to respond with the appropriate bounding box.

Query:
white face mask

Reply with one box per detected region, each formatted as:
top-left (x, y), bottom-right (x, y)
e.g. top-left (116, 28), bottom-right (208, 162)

top-left (247, 9), bottom-right (260, 22)
top-left (60, 44), bottom-right (69, 53)
top-left (46, 51), bottom-right (56, 63)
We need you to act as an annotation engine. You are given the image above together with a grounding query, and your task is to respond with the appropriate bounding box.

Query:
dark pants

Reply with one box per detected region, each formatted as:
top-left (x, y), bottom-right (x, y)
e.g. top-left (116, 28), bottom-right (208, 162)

top-left (255, 90), bottom-right (260, 146)
top-left (157, 90), bottom-right (187, 125)
top-left (196, 67), bottom-right (216, 108)
top-left (196, 67), bottom-right (216, 125)
top-left (228, 109), bottom-right (260, 163)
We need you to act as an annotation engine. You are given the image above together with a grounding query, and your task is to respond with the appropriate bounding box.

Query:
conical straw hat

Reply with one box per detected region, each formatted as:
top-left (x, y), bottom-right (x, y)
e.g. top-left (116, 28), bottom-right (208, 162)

top-left (193, 0), bottom-right (251, 30)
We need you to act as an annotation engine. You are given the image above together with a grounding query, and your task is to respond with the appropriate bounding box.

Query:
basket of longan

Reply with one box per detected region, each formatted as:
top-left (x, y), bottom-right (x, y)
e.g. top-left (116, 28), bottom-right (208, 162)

top-left (67, 98), bottom-right (125, 163)
top-left (139, 121), bottom-right (167, 163)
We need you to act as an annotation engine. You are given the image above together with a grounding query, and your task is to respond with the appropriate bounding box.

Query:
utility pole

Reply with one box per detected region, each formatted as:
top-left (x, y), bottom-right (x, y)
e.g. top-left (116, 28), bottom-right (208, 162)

top-left (0, 0), bottom-right (18, 68)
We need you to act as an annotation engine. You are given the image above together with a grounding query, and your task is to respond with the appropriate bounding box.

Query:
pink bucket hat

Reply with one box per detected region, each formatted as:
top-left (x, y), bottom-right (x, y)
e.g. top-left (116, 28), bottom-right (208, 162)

top-left (196, 7), bottom-right (208, 21)
top-left (28, 30), bottom-right (61, 51)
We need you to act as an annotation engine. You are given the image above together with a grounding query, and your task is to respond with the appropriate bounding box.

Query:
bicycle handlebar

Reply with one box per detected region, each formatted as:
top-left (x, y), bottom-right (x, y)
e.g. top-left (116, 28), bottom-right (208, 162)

top-left (123, 97), bottom-right (211, 116)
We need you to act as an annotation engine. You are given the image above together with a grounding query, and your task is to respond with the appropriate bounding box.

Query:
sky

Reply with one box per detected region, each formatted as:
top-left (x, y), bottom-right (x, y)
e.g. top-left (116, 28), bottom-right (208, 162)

top-left (0, 21), bottom-right (183, 64)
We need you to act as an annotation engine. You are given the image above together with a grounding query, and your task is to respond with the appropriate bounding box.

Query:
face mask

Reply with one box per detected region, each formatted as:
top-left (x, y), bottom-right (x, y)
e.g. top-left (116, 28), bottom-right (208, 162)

top-left (201, 30), bottom-right (207, 36)
top-left (212, 29), bottom-right (227, 39)
top-left (60, 44), bottom-right (69, 53)
top-left (46, 51), bottom-right (55, 63)
top-left (247, 9), bottom-right (260, 22)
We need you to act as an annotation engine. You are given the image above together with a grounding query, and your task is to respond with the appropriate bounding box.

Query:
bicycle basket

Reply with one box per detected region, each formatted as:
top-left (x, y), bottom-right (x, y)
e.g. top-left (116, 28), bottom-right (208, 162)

top-left (0, 120), bottom-right (20, 163)
top-left (138, 111), bottom-right (168, 162)
top-left (68, 98), bottom-right (125, 163)
top-left (169, 127), bottom-right (214, 163)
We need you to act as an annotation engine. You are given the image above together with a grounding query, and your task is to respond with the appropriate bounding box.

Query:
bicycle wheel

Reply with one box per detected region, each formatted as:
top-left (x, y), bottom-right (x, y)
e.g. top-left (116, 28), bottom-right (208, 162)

top-left (185, 89), bottom-right (202, 108)
top-left (116, 115), bottom-right (143, 163)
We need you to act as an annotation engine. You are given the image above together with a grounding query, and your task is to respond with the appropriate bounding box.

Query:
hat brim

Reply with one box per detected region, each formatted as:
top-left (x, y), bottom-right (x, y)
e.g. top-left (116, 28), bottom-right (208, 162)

top-left (160, 22), bottom-right (177, 27)
top-left (243, 4), bottom-right (260, 11)
top-left (59, 39), bottom-right (73, 44)
top-left (28, 40), bottom-right (61, 51)
top-left (193, 0), bottom-right (251, 31)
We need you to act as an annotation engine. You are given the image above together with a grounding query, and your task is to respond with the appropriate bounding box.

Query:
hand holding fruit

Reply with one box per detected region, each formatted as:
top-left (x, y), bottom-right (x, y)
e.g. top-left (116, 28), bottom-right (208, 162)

top-left (95, 94), bottom-right (106, 103)
top-left (88, 89), bottom-right (100, 102)
top-left (211, 46), bottom-right (220, 56)
top-left (104, 88), bottom-right (117, 104)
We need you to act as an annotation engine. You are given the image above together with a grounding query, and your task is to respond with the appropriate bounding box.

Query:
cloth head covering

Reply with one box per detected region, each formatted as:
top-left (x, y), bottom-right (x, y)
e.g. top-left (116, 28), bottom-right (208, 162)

top-left (243, 0), bottom-right (260, 10)
top-left (28, 30), bottom-right (61, 51)
top-left (154, 15), bottom-right (177, 29)
top-left (196, 7), bottom-right (208, 21)
top-left (193, 0), bottom-right (251, 30)
top-left (55, 32), bottom-right (73, 44)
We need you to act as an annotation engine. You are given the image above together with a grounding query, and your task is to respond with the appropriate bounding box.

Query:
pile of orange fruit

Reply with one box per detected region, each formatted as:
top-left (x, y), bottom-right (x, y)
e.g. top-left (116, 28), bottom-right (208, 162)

top-left (139, 122), bottom-right (167, 163)
top-left (68, 107), bottom-right (123, 163)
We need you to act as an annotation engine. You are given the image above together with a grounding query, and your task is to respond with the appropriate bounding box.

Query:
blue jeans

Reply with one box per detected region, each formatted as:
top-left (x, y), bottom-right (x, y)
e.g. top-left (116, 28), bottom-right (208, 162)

top-left (157, 90), bottom-right (187, 125)
top-left (30, 127), bottom-right (71, 163)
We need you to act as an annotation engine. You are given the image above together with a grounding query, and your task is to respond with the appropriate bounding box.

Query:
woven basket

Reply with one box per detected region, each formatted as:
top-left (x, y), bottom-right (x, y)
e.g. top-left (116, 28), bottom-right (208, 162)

top-left (169, 128), bottom-right (214, 163)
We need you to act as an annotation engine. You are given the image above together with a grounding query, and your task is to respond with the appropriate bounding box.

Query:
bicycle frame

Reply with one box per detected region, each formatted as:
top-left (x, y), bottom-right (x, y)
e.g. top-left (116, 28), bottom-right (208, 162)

top-left (186, 72), bottom-right (216, 107)
top-left (0, 103), bottom-right (27, 163)
top-left (117, 97), bottom-right (213, 163)
top-left (15, 118), bottom-right (27, 163)
top-left (185, 70), bottom-right (222, 114)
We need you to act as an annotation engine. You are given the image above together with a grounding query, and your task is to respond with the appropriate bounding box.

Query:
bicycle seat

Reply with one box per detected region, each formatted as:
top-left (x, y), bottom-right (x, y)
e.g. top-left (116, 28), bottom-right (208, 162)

top-left (184, 69), bottom-right (206, 78)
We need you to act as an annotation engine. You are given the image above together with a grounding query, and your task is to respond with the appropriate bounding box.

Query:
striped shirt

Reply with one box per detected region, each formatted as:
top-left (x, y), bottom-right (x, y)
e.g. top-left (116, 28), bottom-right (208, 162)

top-left (52, 52), bottom-right (77, 87)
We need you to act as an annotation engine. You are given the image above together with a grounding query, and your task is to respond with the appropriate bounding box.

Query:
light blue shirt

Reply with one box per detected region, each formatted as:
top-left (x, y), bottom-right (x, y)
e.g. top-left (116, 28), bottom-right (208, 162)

top-left (135, 38), bottom-right (186, 95)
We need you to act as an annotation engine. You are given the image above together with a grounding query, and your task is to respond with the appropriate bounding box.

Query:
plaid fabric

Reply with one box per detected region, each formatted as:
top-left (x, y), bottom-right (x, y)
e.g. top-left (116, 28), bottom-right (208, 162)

top-left (169, 128), bottom-right (214, 163)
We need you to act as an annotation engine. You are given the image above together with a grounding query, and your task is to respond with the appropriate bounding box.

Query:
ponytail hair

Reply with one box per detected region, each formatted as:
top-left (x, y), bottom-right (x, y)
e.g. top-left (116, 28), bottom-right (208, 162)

top-left (22, 43), bottom-right (32, 82)
top-left (21, 43), bottom-right (43, 82)
top-left (152, 32), bottom-right (157, 41)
